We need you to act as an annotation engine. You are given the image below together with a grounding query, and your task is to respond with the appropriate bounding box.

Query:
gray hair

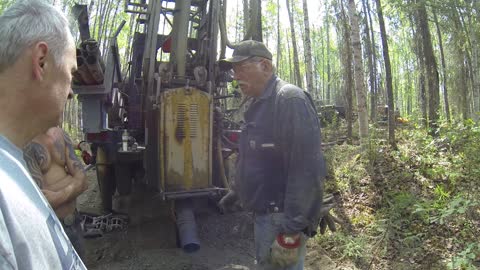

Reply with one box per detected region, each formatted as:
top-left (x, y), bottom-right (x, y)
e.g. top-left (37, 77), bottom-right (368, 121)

top-left (0, 0), bottom-right (73, 73)
top-left (249, 56), bottom-right (276, 73)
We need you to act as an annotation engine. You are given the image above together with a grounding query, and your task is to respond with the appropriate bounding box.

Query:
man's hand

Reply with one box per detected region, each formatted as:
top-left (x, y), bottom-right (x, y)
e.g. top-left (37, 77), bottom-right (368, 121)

top-left (269, 233), bottom-right (302, 267)
top-left (319, 213), bottom-right (338, 234)
top-left (41, 189), bottom-right (66, 209)
top-left (318, 194), bottom-right (342, 234)
top-left (218, 190), bottom-right (238, 213)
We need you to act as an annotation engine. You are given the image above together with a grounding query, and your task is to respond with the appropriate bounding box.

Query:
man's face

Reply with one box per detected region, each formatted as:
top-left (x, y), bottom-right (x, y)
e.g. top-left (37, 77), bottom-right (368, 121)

top-left (232, 59), bottom-right (267, 97)
top-left (36, 40), bottom-right (77, 128)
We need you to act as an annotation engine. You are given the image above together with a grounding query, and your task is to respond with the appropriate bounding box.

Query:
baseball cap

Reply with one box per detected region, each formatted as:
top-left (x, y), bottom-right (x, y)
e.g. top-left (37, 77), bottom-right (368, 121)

top-left (219, 40), bottom-right (272, 70)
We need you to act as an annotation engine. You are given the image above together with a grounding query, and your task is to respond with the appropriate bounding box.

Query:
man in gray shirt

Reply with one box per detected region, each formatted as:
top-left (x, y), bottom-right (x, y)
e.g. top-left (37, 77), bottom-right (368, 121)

top-left (0, 0), bottom-right (85, 269)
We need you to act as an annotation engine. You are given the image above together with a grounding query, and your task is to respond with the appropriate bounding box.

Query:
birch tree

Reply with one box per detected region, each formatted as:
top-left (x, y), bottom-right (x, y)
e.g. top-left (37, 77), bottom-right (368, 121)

top-left (286, 0), bottom-right (303, 88)
top-left (415, 0), bottom-right (440, 133)
top-left (376, 0), bottom-right (396, 148)
top-left (348, 0), bottom-right (369, 139)
top-left (302, 0), bottom-right (314, 92)
top-left (433, 10), bottom-right (450, 123)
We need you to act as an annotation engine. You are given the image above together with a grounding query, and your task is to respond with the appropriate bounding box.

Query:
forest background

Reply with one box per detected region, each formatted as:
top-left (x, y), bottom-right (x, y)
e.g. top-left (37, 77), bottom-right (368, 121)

top-left (0, 0), bottom-right (479, 269)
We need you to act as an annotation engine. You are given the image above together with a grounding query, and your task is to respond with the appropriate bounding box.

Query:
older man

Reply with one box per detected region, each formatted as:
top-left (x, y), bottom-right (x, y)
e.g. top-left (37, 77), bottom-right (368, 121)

top-left (0, 0), bottom-right (85, 269)
top-left (219, 40), bottom-right (326, 269)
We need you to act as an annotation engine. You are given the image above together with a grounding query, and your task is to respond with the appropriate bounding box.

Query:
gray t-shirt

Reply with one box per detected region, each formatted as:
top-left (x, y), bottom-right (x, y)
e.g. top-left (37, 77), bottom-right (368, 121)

top-left (0, 135), bottom-right (86, 269)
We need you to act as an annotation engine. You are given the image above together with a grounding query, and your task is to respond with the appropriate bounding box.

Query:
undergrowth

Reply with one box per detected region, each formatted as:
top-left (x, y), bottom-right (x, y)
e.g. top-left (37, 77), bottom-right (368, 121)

top-left (317, 120), bottom-right (480, 270)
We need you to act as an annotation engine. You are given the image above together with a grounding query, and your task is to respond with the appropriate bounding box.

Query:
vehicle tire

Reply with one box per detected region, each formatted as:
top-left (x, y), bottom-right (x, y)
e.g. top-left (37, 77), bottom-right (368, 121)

top-left (115, 163), bottom-right (133, 196)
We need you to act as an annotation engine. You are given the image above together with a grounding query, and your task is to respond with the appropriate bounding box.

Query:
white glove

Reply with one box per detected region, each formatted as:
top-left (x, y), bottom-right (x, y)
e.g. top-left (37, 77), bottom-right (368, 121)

top-left (269, 233), bottom-right (302, 267)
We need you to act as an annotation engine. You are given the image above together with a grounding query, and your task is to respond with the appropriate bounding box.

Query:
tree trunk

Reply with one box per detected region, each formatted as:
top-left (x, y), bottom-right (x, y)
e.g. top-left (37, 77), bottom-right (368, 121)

top-left (302, 0), bottom-right (314, 92)
top-left (92, 0), bottom-right (102, 40)
top-left (416, 0), bottom-right (440, 134)
top-left (103, 1), bottom-right (120, 57)
top-left (250, 0), bottom-right (263, 42)
top-left (376, 0), bottom-right (396, 148)
top-left (314, 46), bottom-right (320, 99)
top-left (457, 7), bottom-right (477, 120)
top-left (286, 32), bottom-right (293, 83)
top-left (451, 11), bottom-right (470, 120)
top-left (325, 1), bottom-right (331, 103)
top-left (276, 0), bottom-right (281, 73)
top-left (339, 0), bottom-right (353, 142)
top-left (348, 0), bottom-right (369, 140)
top-left (410, 13), bottom-right (428, 127)
top-left (286, 0), bottom-right (303, 88)
top-left (96, 0), bottom-right (108, 42)
top-left (243, 0), bottom-right (249, 38)
top-left (219, 0), bottom-right (227, 59)
top-left (363, 0), bottom-right (377, 121)
top-left (235, 0), bottom-right (240, 41)
top-left (123, 14), bottom-right (136, 74)
top-left (432, 10), bottom-right (450, 123)
top-left (243, 0), bottom-right (262, 41)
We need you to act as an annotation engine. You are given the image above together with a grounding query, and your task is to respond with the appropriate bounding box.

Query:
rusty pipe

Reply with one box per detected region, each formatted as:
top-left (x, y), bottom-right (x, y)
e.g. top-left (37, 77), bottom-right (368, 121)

top-left (76, 56), bottom-right (96, 85)
top-left (85, 40), bottom-right (105, 71)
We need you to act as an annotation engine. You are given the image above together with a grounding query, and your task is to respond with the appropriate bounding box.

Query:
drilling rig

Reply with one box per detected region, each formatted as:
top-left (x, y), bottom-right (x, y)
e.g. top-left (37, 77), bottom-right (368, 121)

top-left (72, 0), bottom-right (234, 252)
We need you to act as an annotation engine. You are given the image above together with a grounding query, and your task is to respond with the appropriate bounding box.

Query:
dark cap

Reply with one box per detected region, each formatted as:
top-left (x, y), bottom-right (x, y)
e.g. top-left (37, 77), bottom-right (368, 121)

top-left (219, 40), bottom-right (272, 69)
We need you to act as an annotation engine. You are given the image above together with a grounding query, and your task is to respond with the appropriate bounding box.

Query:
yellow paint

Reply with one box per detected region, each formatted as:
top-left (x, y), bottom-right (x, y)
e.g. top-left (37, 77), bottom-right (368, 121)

top-left (158, 87), bottom-right (211, 192)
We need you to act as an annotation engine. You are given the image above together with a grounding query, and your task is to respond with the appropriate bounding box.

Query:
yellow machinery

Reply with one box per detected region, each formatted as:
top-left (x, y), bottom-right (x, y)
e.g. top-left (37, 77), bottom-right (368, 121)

top-left (159, 88), bottom-right (212, 195)
top-left (72, 0), bottom-right (231, 252)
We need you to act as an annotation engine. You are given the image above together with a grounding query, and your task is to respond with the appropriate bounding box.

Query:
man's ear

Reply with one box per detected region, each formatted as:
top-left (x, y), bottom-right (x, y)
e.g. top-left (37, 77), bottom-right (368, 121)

top-left (261, 59), bottom-right (272, 73)
top-left (32, 42), bottom-right (49, 80)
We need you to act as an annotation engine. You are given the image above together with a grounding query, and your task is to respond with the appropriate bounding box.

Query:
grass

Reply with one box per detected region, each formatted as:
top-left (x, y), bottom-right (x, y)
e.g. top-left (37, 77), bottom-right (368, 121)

top-left (316, 120), bottom-right (480, 270)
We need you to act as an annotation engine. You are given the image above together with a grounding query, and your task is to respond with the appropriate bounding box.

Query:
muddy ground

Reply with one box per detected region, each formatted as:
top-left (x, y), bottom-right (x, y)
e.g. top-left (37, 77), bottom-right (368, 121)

top-left (77, 169), bottom-right (345, 270)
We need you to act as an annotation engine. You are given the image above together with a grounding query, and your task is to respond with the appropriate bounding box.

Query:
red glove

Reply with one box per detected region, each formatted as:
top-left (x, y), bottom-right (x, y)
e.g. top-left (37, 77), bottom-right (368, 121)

top-left (77, 141), bottom-right (93, 165)
top-left (81, 151), bottom-right (92, 165)
top-left (269, 233), bottom-right (302, 267)
top-left (276, 234), bottom-right (301, 249)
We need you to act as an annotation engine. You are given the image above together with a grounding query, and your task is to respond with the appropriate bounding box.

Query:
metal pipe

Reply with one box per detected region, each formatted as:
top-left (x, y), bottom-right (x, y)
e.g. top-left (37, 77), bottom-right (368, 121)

top-left (112, 20), bottom-right (126, 39)
top-left (85, 40), bottom-right (105, 71)
top-left (126, 0), bottom-right (148, 8)
top-left (217, 134), bottom-right (230, 189)
top-left (86, 55), bottom-right (104, 84)
top-left (175, 199), bottom-right (200, 253)
top-left (171, 0), bottom-right (191, 77)
top-left (76, 56), bottom-right (96, 85)
top-left (124, 9), bottom-right (149, 15)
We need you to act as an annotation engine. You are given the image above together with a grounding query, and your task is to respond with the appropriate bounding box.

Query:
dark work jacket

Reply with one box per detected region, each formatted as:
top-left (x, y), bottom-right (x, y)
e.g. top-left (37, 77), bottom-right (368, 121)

top-left (235, 75), bottom-right (327, 235)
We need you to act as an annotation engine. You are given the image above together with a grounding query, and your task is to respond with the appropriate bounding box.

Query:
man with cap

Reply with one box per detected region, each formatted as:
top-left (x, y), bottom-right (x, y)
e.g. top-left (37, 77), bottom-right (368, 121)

top-left (219, 40), bottom-right (326, 269)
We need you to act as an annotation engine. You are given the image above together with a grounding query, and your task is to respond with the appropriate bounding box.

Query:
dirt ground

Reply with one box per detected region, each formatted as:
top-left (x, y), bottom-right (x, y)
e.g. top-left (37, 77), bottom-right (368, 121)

top-left (77, 169), bottom-right (346, 270)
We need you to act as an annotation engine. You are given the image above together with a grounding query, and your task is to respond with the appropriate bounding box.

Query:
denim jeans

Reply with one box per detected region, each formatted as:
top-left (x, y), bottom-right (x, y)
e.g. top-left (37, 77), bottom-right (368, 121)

top-left (62, 212), bottom-right (85, 259)
top-left (254, 213), bottom-right (307, 270)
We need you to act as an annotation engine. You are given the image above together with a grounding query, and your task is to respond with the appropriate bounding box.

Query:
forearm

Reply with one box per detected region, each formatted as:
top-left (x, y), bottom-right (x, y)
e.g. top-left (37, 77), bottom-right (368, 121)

top-left (282, 174), bottom-right (324, 233)
top-left (64, 173), bottom-right (88, 202)
top-left (44, 174), bottom-right (88, 208)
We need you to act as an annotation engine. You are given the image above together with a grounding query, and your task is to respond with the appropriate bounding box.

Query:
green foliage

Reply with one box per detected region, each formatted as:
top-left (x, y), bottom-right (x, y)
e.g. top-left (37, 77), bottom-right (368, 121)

top-left (322, 122), bottom-right (480, 268)
top-left (448, 242), bottom-right (480, 270)
top-left (324, 144), bottom-right (369, 193)
top-left (316, 232), bottom-right (371, 261)
top-left (414, 194), bottom-right (478, 226)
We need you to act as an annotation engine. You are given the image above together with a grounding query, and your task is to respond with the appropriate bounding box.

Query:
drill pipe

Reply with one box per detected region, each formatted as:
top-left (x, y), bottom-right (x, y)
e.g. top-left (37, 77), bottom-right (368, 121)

top-left (86, 54), bottom-right (104, 84)
top-left (75, 56), bottom-right (96, 85)
top-left (85, 40), bottom-right (106, 71)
